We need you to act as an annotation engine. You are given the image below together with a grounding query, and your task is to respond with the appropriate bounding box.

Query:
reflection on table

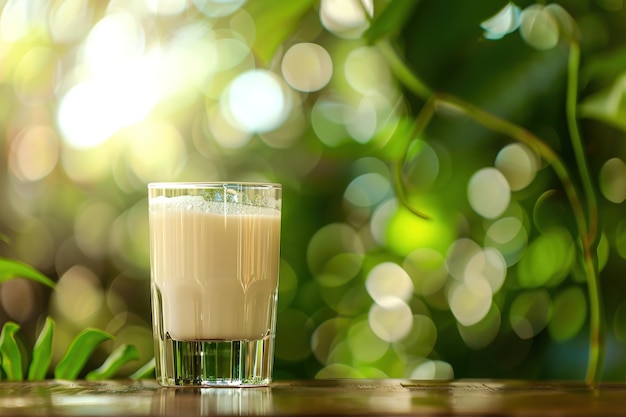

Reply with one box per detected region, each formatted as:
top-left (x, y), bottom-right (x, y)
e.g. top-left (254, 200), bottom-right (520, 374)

top-left (152, 385), bottom-right (272, 415)
top-left (1, 379), bottom-right (626, 416)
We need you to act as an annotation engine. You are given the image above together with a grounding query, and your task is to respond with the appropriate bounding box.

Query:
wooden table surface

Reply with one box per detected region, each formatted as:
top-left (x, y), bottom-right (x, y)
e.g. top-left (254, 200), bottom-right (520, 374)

top-left (0, 379), bottom-right (625, 416)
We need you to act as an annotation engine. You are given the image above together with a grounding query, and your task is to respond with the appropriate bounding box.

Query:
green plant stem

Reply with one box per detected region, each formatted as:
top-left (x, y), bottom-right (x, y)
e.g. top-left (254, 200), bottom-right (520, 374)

top-left (377, 41), bottom-right (431, 97)
top-left (439, 92), bottom-right (603, 384)
top-left (583, 243), bottom-right (604, 385)
top-left (435, 92), bottom-right (590, 246)
top-left (378, 38), bottom-right (603, 385)
top-left (378, 39), bottom-right (589, 249)
top-left (566, 41), bottom-right (598, 242)
top-left (392, 97), bottom-right (436, 219)
top-left (565, 40), bottom-right (603, 385)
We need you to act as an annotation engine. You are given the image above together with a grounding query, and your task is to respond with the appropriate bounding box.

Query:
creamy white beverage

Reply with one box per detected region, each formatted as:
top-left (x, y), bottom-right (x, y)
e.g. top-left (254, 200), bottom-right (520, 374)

top-left (150, 195), bottom-right (281, 341)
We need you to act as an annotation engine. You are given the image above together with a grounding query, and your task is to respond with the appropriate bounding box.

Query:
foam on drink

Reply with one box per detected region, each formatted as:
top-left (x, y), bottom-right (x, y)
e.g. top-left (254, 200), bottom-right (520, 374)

top-left (149, 195), bottom-right (281, 341)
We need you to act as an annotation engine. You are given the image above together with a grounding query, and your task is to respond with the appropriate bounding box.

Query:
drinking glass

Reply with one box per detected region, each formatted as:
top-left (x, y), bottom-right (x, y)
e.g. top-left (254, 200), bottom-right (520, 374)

top-left (148, 182), bottom-right (282, 387)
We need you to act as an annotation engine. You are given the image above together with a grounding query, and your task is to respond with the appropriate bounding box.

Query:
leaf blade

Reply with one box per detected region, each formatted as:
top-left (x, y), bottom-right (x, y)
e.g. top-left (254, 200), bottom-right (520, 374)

top-left (85, 344), bottom-right (139, 381)
top-left (27, 317), bottom-right (55, 381)
top-left (245, 0), bottom-right (316, 66)
top-left (364, 0), bottom-right (421, 44)
top-left (129, 357), bottom-right (156, 380)
top-left (0, 322), bottom-right (23, 381)
top-left (54, 328), bottom-right (113, 380)
top-left (579, 74), bottom-right (626, 133)
top-left (0, 258), bottom-right (55, 288)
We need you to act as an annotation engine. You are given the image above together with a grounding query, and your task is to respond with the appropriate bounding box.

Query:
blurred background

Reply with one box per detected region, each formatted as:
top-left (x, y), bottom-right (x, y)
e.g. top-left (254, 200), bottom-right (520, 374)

top-left (1, 0), bottom-right (626, 381)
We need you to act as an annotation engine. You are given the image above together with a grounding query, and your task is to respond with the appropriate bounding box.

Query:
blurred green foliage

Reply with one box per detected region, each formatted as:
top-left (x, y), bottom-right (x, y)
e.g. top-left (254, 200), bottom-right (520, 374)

top-left (0, 0), bottom-right (625, 382)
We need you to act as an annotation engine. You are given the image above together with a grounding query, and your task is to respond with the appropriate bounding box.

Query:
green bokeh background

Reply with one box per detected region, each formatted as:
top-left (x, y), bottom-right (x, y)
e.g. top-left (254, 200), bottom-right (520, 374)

top-left (1, 0), bottom-right (626, 381)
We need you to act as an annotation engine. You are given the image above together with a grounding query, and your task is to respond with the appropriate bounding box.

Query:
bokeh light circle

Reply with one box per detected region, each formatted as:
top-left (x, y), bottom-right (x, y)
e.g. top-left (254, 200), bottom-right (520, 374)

top-left (14, 46), bottom-right (60, 102)
top-left (206, 104), bottom-right (252, 149)
top-left (282, 42), bottom-right (333, 92)
top-left (347, 320), bottom-right (389, 363)
top-left (124, 121), bottom-right (187, 182)
top-left (409, 360), bottom-right (454, 380)
top-left (346, 97), bottom-right (378, 144)
top-left (193, 0), bottom-right (246, 18)
top-left (320, 0), bottom-right (373, 38)
top-left (599, 158), bottom-right (626, 203)
top-left (517, 228), bottom-right (574, 288)
top-left (399, 314), bottom-right (438, 358)
top-left (448, 279), bottom-right (493, 327)
top-left (485, 216), bottom-right (528, 265)
top-left (224, 69), bottom-right (291, 133)
top-left (446, 238), bottom-right (482, 282)
top-left (311, 317), bottom-right (351, 365)
top-left (457, 303), bottom-right (501, 349)
top-left (8, 126), bottom-right (59, 182)
top-left (368, 298), bottom-right (413, 342)
top-left (145, 0), bottom-right (188, 15)
top-left (468, 168), bottom-right (511, 219)
top-left (58, 81), bottom-right (117, 149)
top-left (465, 247), bottom-right (507, 294)
top-left (403, 248), bottom-right (447, 297)
top-left (84, 12), bottom-right (145, 78)
top-left (49, 0), bottom-right (94, 43)
top-left (344, 47), bottom-right (390, 95)
top-left (52, 265), bottom-right (104, 325)
top-left (495, 143), bottom-right (539, 191)
top-left (310, 96), bottom-right (351, 147)
top-left (509, 290), bottom-right (552, 339)
top-left (307, 223), bottom-right (364, 291)
top-left (366, 262), bottom-right (414, 306)
top-left (316, 363), bottom-right (363, 378)
top-left (1, 279), bottom-right (37, 322)
top-left (344, 173), bottom-right (391, 208)
top-left (403, 139), bottom-right (441, 191)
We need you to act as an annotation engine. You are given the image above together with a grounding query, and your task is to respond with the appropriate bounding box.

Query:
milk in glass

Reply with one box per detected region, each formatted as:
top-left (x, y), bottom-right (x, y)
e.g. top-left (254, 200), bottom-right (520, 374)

top-left (150, 195), bottom-right (281, 341)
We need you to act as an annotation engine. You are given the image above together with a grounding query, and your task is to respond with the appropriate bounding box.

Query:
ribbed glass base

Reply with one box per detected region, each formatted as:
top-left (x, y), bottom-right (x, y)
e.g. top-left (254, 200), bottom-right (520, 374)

top-left (155, 335), bottom-right (273, 387)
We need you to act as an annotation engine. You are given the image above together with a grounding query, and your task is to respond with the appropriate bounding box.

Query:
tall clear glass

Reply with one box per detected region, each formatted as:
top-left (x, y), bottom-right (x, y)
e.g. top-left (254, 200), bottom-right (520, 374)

top-left (148, 182), bottom-right (281, 387)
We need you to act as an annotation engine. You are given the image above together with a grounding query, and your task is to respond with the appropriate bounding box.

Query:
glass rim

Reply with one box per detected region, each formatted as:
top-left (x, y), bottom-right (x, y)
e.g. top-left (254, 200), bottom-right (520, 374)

top-left (148, 182), bottom-right (281, 189)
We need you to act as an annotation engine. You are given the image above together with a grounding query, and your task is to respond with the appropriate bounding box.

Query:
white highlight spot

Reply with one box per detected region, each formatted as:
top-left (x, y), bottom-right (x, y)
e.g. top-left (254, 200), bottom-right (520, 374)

top-left (224, 70), bottom-right (290, 133)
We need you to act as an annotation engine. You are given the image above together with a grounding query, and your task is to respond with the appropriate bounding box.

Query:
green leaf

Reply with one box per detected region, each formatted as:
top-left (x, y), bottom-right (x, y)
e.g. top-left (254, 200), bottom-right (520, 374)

top-left (27, 317), bottom-right (55, 381)
top-left (0, 322), bottom-right (23, 381)
top-left (579, 73), bottom-right (626, 133)
top-left (129, 357), bottom-right (156, 380)
top-left (0, 258), bottom-right (55, 288)
top-left (0, 234), bottom-right (9, 244)
top-left (54, 328), bottom-right (113, 380)
top-left (364, 0), bottom-right (421, 43)
top-left (245, 0), bottom-right (316, 66)
top-left (85, 344), bottom-right (139, 381)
